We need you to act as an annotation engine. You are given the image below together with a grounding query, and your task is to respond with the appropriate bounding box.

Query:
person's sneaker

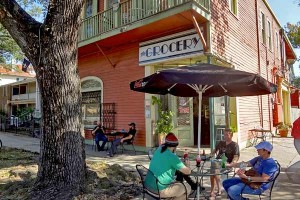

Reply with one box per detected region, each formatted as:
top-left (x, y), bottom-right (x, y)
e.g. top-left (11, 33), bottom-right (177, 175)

top-left (106, 152), bottom-right (113, 157)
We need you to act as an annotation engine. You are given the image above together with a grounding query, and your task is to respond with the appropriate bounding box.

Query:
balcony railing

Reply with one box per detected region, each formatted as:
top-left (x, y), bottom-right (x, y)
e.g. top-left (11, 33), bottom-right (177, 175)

top-left (12, 93), bottom-right (36, 101)
top-left (79, 0), bottom-right (210, 43)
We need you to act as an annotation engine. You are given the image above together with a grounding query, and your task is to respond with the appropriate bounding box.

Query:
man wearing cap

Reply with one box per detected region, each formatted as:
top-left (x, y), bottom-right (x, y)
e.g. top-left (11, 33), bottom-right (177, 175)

top-left (108, 122), bottom-right (136, 157)
top-left (222, 141), bottom-right (278, 200)
top-left (145, 132), bottom-right (192, 200)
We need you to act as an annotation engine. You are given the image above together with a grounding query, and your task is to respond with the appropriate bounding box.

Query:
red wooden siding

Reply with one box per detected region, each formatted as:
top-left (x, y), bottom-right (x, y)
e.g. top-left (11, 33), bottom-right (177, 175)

top-left (210, 0), bottom-right (281, 144)
top-left (78, 43), bottom-right (146, 147)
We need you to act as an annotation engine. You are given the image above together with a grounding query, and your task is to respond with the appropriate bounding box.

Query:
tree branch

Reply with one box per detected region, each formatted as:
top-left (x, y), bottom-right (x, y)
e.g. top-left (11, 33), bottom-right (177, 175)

top-left (0, 0), bottom-right (42, 57)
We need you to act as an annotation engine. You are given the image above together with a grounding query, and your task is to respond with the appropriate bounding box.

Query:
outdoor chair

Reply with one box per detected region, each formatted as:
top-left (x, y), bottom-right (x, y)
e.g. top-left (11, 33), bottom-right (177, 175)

top-left (136, 164), bottom-right (188, 200)
top-left (120, 132), bottom-right (136, 155)
top-left (240, 160), bottom-right (281, 200)
top-left (148, 148), bottom-right (156, 160)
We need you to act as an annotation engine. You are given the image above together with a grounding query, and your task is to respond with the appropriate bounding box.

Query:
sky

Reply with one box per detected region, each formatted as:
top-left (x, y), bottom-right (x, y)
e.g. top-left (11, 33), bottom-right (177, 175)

top-left (268, 0), bottom-right (300, 76)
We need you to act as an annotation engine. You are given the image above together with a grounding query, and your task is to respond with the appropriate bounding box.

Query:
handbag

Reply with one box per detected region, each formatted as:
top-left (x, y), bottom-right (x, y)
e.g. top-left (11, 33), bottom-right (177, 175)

top-left (241, 168), bottom-right (263, 189)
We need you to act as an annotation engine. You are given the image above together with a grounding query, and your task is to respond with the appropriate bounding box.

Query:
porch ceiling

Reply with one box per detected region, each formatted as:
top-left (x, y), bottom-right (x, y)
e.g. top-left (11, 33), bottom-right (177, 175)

top-left (78, 10), bottom-right (207, 58)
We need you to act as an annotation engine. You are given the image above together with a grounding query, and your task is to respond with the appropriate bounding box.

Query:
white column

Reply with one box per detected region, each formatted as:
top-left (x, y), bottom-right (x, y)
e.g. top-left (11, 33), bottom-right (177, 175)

top-left (35, 80), bottom-right (41, 112)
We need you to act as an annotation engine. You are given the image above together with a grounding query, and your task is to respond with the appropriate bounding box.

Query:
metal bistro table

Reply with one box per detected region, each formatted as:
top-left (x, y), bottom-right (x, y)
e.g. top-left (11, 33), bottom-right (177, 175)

top-left (105, 131), bottom-right (125, 149)
top-left (248, 128), bottom-right (272, 146)
top-left (191, 159), bottom-right (232, 200)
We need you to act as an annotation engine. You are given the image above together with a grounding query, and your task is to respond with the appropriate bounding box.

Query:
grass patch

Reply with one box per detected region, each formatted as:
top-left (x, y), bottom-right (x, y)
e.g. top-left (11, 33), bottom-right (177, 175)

top-left (0, 147), bottom-right (141, 200)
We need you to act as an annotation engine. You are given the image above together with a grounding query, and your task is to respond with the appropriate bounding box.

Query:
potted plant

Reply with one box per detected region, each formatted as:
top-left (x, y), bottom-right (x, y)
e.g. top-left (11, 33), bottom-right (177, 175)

top-left (276, 122), bottom-right (290, 137)
top-left (152, 96), bottom-right (174, 145)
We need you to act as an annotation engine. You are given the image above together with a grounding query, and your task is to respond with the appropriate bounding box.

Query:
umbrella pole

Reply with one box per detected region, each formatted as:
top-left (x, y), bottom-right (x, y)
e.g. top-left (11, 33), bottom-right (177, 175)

top-left (197, 90), bottom-right (202, 200)
top-left (198, 90), bottom-right (202, 154)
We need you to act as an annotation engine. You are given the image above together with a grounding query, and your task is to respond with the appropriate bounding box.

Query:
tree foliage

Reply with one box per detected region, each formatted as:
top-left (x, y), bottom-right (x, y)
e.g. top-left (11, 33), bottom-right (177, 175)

top-left (285, 22), bottom-right (300, 49)
top-left (292, 76), bottom-right (300, 88)
top-left (0, 24), bottom-right (23, 63)
top-left (0, 0), bottom-right (46, 64)
top-left (0, 0), bottom-right (85, 199)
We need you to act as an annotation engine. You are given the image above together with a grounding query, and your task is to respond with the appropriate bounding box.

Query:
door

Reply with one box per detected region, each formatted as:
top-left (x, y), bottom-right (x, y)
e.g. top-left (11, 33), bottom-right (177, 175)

top-left (171, 96), bottom-right (194, 146)
top-left (212, 96), bottom-right (228, 146)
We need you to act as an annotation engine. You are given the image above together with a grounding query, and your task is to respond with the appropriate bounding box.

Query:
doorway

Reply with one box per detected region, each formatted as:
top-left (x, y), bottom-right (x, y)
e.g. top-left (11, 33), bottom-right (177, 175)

top-left (193, 96), bottom-right (210, 146)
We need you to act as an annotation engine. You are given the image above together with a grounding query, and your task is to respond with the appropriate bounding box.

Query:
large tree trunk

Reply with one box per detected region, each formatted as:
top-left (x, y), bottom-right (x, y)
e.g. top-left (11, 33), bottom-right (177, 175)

top-left (0, 1), bottom-right (86, 199)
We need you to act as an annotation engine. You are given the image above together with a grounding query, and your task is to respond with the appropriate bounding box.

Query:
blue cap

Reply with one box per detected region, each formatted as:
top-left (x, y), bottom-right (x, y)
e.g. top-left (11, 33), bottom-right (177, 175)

top-left (255, 141), bottom-right (273, 152)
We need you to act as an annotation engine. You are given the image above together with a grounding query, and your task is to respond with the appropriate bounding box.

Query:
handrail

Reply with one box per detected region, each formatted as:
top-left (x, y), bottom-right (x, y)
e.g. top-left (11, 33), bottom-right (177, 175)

top-left (79, 0), bottom-right (210, 42)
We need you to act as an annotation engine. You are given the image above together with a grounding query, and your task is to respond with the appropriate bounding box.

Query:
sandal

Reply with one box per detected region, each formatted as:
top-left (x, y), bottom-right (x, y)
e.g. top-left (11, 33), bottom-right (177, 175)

top-left (216, 189), bottom-right (223, 196)
top-left (209, 193), bottom-right (216, 200)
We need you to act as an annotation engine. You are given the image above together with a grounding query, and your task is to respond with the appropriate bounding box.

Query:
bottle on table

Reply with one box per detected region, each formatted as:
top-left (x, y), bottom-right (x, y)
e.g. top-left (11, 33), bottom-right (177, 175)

top-left (196, 154), bottom-right (201, 167)
top-left (183, 149), bottom-right (190, 167)
top-left (221, 153), bottom-right (227, 168)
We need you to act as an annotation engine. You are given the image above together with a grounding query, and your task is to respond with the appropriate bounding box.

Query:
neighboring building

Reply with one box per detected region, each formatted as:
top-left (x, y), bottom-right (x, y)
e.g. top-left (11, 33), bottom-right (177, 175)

top-left (0, 64), bottom-right (35, 115)
top-left (76, 0), bottom-right (296, 149)
top-left (0, 64), bottom-right (35, 86)
top-left (0, 78), bottom-right (39, 116)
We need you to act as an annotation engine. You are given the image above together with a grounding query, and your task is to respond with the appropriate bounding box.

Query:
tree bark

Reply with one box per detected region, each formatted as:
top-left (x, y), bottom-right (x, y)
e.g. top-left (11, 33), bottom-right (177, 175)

top-left (0, 0), bottom-right (86, 199)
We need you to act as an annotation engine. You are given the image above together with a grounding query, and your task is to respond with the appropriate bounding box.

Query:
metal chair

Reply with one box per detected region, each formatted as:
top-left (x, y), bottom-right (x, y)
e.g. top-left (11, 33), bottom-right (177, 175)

top-left (120, 132), bottom-right (136, 155)
top-left (148, 148), bottom-right (156, 160)
top-left (240, 160), bottom-right (281, 200)
top-left (136, 164), bottom-right (188, 200)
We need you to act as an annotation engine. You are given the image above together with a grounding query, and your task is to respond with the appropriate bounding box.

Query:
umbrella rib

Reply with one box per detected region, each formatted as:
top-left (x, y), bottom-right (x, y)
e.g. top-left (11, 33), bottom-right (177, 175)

top-left (187, 84), bottom-right (198, 91)
top-left (204, 85), bottom-right (213, 92)
top-left (188, 84), bottom-right (215, 93)
top-left (168, 83), bottom-right (177, 91)
top-left (219, 83), bottom-right (228, 93)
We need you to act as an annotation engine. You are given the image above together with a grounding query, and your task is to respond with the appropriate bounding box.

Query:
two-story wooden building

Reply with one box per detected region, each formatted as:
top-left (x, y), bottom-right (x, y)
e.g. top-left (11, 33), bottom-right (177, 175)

top-left (77, 0), bottom-right (296, 150)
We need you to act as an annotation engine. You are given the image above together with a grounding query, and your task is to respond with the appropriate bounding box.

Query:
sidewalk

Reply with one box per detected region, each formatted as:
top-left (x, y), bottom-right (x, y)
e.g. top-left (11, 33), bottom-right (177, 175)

top-left (1, 132), bottom-right (300, 199)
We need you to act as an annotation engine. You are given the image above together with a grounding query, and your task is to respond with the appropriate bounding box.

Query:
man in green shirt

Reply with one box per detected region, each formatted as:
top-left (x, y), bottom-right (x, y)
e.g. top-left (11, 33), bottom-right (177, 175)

top-left (145, 133), bottom-right (192, 200)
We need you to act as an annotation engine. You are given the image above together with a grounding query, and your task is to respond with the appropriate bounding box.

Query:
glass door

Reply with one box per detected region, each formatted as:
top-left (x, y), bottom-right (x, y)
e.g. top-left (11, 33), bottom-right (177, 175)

top-left (171, 96), bottom-right (194, 146)
top-left (212, 96), bottom-right (228, 146)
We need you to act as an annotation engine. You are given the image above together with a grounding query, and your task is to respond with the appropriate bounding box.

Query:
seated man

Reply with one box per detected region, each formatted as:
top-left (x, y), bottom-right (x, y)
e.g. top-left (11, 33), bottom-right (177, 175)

top-left (223, 141), bottom-right (278, 200)
top-left (145, 133), bottom-right (192, 199)
top-left (209, 128), bottom-right (240, 198)
top-left (108, 122), bottom-right (136, 157)
top-left (92, 121), bottom-right (107, 151)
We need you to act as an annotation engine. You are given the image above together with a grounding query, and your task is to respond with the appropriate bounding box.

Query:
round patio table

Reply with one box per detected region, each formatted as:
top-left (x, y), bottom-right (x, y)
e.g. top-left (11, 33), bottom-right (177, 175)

top-left (191, 162), bottom-right (233, 200)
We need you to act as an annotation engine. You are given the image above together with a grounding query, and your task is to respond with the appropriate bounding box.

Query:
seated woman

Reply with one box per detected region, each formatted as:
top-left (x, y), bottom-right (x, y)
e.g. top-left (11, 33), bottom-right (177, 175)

top-left (145, 133), bottom-right (192, 199)
top-left (108, 122), bottom-right (136, 157)
top-left (223, 141), bottom-right (278, 200)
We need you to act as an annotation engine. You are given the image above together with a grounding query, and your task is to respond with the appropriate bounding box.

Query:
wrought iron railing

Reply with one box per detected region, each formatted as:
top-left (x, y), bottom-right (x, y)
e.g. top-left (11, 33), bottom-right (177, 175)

top-left (79, 0), bottom-right (210, 42)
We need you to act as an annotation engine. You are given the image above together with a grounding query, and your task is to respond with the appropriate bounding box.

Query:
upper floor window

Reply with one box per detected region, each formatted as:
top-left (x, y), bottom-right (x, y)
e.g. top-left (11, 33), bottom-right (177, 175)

top-left (275, 31), bottom-right (280, 58)
top-left (85, 0), bottom-right (93, 18)
top-left (229, 0), bottom-right (238, 15)
top-left (267, 20), bottom-right (272, 50)
top-left (107, 0), bottom-right (120, 9)
top-left (260, 11), bottom-right (266, 44)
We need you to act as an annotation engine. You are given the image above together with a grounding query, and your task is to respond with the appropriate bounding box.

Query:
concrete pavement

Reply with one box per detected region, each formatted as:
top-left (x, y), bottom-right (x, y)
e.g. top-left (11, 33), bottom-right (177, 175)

top-left (1, 131), bottom-right (300, 199)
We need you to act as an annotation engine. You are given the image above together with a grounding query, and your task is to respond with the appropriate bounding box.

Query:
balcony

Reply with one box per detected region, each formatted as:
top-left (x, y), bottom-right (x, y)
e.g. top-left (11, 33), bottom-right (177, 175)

top-left (78, 0), bottom-right (210, 48)
top-left (12, 93), bottom-right (36, 101)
